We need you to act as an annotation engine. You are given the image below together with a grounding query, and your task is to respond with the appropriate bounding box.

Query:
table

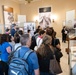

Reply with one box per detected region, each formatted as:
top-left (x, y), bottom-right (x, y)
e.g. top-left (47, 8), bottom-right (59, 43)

top-left (69, 46), bottom-right (76, 75)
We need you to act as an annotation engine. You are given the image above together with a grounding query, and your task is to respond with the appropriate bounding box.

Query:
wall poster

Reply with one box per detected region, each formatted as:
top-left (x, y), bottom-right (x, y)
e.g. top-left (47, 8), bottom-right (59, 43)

top-left (24, 22), bottom-right (36, 36)
top-left (2, 6), bottom-right (14, 29)
top-left (66, 10), bottom-right (75, 35)
top-left (39, 7), bottom-right (51, 29)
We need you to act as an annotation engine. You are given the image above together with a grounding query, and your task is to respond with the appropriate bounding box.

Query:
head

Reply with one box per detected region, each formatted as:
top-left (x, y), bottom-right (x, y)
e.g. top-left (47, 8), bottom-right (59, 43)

top-left (12, 23), bottom-right (17, 29)
top-left (38, 26), bottom-right (41, 29)
top-left (8, 35), bottom-right (14, 42)
top-left (52, 31), bottom-right (56, 38)
top-left (1, 34), bottom-right (9, 44)
top-left (20, 34), bottom-right (31, 47)
top-left (18, 30), bottom-right (23, 36)
top-left (39, 30), bottom-right (46, 38)
top-left (6, 28), bottom-right (10, 34)
top-left (14, 32), bottom-right (20, 43)
top-left (63, 26), bottom-right (66, 29)
top-left (37, 35), bottom-right (52, 59)
top-left (43, 35), bottom-right (52, 45)
top-left (28, 30), bottom-right (31, 33)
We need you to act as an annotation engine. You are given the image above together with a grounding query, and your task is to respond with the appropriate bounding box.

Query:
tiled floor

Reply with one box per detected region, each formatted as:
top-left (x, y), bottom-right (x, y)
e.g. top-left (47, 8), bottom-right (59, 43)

top-left (58, 41), bottom-right (70, 75)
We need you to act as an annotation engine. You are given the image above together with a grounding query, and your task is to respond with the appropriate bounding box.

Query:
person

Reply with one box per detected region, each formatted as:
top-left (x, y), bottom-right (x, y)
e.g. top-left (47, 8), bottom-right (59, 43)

top-left (16, 34), bottom-right (40, 75)
top-left (0, 34), bottom-right (12, 75)
top-left (18, 30), bottom-right (23, 36)
top-left (5, 28), bottom-right (10, 34)
top-left (36, 35), bottom-right (55, 75)
top-left (52, 32), bottom-right (63, 63)
top-left (27, 29), bottom-right (32, 37)
top-left (8, 35), bottom-right (15, 51)
top-left (34, 26), bottom-right (42, 35)
top-left (10, 23), bottom-right (16, 37)
top-left (36, 30), bottom-right (46, 48)
top-left (14, 32), bottom-right (21, 50)
top-left (74, 23), bottom-right (76, 28)
top-left (61, 26), bottom-right (67, 43)
top-left (46, 27), bottom-right (54, 37)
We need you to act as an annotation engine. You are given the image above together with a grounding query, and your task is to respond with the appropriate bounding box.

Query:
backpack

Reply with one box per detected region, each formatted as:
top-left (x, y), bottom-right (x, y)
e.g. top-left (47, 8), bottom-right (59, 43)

top-left (8, 46), bottom-right (21, 64)
top-left (8, 49), bottom-right (33, 75)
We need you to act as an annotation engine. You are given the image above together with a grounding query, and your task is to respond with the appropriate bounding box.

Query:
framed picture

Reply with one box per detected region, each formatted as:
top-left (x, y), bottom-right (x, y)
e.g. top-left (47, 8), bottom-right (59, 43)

top-left (2, 5), bottom-right (14, 29)
top-left (39, 7), bottom-right (51, 29)
top-left (66, 10), bottom-right (75, 35)
top-left (24, 22), bottom-right (36, 36)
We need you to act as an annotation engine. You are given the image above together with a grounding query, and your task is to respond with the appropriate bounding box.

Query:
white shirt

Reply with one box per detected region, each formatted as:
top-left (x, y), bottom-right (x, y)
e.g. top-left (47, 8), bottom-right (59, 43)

top-left (36, 37), bottom-right (42, 48)
top-left (14, 43), bottom-right (21, 50)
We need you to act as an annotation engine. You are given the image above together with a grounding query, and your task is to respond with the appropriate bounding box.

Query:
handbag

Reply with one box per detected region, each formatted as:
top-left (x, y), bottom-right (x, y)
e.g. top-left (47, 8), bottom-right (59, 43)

top-left (49, 55), bottom-right (62, 74)
top-left (55, 48), bottom-right (63, 59)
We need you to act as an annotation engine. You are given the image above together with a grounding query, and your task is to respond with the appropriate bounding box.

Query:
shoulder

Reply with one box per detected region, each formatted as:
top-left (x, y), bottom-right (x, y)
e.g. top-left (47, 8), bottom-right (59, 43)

top-left (2, 42), bottom-right (9, 45)
top-left (29, 51), bottom-right (37, 58)
top-left (28, 50), bottom-right (38, 61)
top-left (5, 42), bottom-right (12, 47)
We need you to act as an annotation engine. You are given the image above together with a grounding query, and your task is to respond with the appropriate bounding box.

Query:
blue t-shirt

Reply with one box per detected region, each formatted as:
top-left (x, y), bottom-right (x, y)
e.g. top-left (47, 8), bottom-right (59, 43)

top-left (18, 46), bottom-right (39, 75)
top-left (1, 42), bottom-right (12, 62)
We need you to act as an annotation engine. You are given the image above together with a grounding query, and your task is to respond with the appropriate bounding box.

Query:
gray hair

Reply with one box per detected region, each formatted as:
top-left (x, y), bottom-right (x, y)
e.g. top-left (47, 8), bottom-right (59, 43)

top-left (20, 34), bottom-right (30, 46)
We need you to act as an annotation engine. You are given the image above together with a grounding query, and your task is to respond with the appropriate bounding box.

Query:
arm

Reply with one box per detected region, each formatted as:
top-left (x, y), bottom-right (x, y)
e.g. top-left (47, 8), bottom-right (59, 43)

top-left (55, 39), bottom-right (61, 49)
top-left (56, 44), bottom-right (61, 49)
top-left (30, 52), bottom-right (40, 75)
top-left (34, 69), bottom-right (40, 75)
top-left (6, 46), bottom-right (12, 53)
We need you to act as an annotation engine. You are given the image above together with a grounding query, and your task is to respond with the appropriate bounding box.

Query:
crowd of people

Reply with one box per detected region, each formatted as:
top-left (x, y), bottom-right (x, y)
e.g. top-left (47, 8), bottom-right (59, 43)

top-left (0, 24), bottom-right (64, 75)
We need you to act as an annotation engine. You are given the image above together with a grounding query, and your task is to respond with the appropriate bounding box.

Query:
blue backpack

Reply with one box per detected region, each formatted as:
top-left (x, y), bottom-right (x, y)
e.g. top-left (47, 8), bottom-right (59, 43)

top-left (8, 49), bottom-right (33, 75)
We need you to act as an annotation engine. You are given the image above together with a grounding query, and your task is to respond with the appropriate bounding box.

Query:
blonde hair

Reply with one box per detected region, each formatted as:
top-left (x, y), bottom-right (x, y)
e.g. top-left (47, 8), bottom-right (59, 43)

top-left (37, 35), bottom-right (53, 58)
top-left (42, 35), bottom-right (52, 45)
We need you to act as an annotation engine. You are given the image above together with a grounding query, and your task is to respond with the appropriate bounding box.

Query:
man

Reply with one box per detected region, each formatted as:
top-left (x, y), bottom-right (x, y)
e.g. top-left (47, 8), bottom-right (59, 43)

top-left (20, 34), bottom-right (39, 75)
top-left (61, 26), bottom-right (67, 43)
top-left (10, 23), bottom-right (16, 37)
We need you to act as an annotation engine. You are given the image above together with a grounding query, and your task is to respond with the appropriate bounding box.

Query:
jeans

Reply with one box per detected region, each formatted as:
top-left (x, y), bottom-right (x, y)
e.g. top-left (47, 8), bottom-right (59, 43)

top-left (0, 64), bottom-right (3, 75)
top-left (0, 61), bottom-right (8, 75)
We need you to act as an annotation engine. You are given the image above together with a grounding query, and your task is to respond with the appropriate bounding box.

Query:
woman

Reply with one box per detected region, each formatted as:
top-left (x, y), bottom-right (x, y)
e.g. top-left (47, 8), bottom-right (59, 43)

top-left (36, 35), bottom-right (55, 75)
top-left (0, 34), bottom-right (12, 75)
top-left (14, 32), bottom-right (21, 50)
top-left (8, 35), bottom-right (15, 51)
top-left (52, 31), bottom-right (63, 63)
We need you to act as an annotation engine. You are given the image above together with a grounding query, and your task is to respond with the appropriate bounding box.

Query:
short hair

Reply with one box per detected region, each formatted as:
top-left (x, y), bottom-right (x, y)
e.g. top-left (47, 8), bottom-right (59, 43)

top-left (8, 35), bottom-right (12, 42)
top-left (6, 28), bottom-right (10, 32)
top-left (18, 30), bottom-right (23, 36)
top-left (39, 30), bottom-right (45, 35)
top-left (12, 23), bottom-right (16, 27)
top-left (14, 32), bottom-right (20, 43)
top-left (28, 30), bottom-right (31, 33)
top-left (20, 34), bottom-right (30, 46)
top-left (38, 26), bottom-right (40, 29)
top-left (1, 34), bottom-right (9, 44)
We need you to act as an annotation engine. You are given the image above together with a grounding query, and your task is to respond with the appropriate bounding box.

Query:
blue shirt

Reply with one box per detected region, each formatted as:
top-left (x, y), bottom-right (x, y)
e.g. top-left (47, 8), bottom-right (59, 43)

top-left (11, 29), bottom-right (16, 36)
top-left (1, 42), bottom-right (12, 62)
top-left (18, 46), bottom-right (39, 75)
